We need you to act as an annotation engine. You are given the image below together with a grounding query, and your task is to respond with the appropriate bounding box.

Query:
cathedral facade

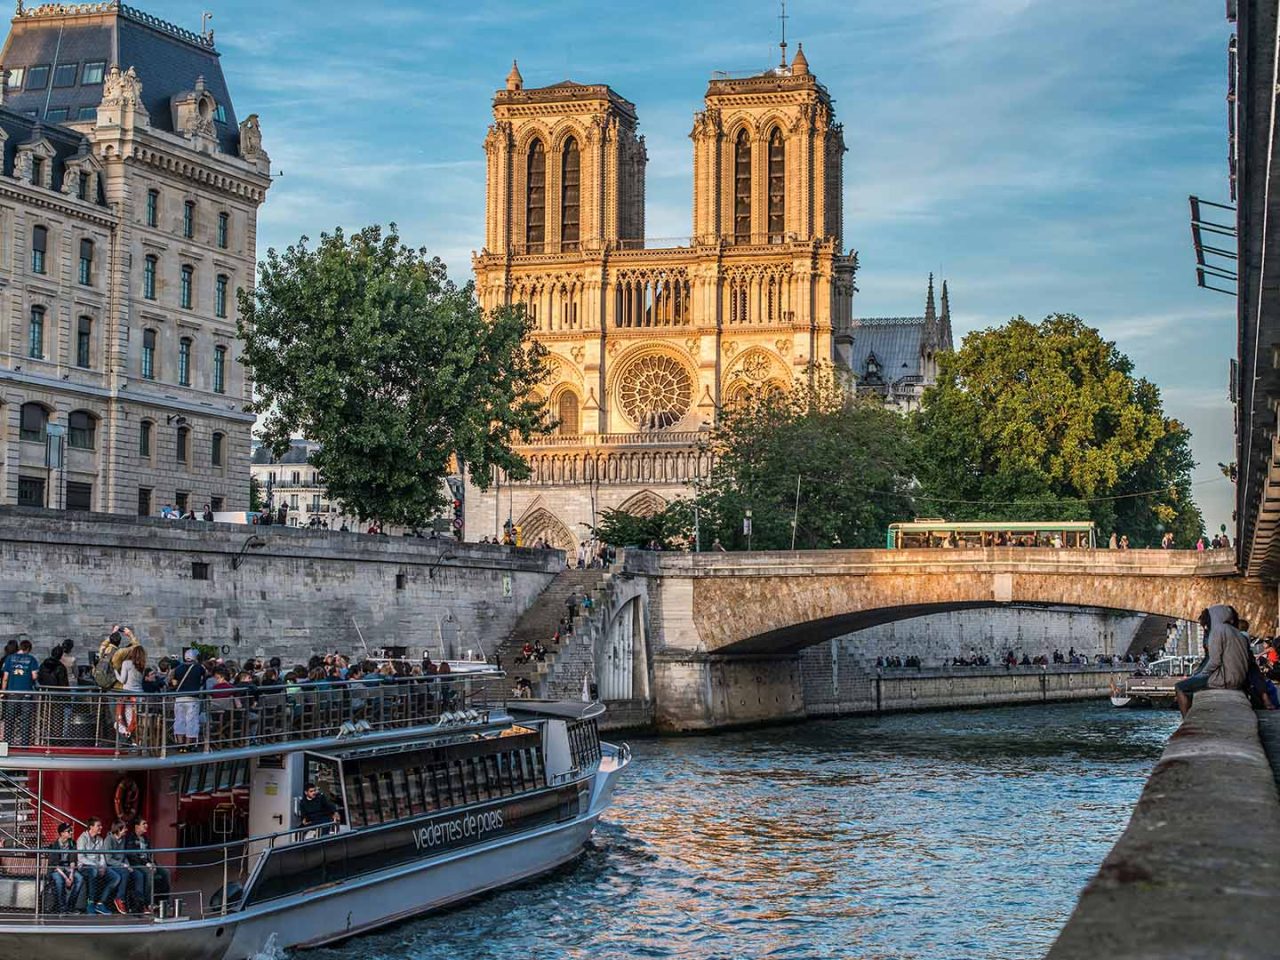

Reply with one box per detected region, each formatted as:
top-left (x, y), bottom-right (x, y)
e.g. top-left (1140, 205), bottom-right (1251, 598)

top-left (467, 46), bottom-right (856, 550)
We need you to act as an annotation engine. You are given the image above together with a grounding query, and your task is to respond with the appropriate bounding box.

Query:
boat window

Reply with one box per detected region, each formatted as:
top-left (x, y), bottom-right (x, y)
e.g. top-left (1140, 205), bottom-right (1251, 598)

top-left (448, 761), bottom-right (466, 806)
top-left (385, 770), bottom-right (407, 820)
top-left (360, 775), bottom-right (379, 825)
top-left (344, 773), bottom-right (367, 828)
top-left (405, 766), bottom-right (426, 814)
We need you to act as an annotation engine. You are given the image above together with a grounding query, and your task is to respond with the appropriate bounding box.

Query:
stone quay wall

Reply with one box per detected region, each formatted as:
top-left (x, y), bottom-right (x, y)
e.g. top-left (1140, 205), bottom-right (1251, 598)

top-left (0, 508), bottom-right (562, 664)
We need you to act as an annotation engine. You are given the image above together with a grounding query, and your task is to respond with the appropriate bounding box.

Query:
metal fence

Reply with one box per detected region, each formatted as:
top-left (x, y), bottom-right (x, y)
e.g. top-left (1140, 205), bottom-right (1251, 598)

top-left (0, 675), bottom-right (489, 757)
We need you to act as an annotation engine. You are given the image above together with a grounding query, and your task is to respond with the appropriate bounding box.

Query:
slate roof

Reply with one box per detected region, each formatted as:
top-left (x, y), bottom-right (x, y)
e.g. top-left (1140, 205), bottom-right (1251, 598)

top-left (851, 317), bottom-right (927, 386)
top-left (251, 440), bottom-right (315, 466)
top-left (0, 110), bottom-right (105, 201)
top-left (0, 3), bottom-right (239, 153)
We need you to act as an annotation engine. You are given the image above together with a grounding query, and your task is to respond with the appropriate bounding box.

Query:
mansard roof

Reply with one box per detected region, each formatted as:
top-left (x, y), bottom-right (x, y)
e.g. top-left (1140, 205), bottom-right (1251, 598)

top-left (0, 2), bottom-right (239, 153)
top-left (0, 107), bottom-right (105, 203)
top-left (251, 439), bottom-right (316, 466)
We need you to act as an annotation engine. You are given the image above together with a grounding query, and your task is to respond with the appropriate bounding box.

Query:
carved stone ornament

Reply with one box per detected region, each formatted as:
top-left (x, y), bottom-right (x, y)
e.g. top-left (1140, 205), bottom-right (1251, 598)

top-left (685, 338), bottom-right (700, 356)
top-left (723, 341), bottom-right (737, 359)
top-left (739, 351), bottom-right (772, 382)
top-left (570, 345), bottom-right (585, 364)
top-left (776, 339), bottom-right (791, 355)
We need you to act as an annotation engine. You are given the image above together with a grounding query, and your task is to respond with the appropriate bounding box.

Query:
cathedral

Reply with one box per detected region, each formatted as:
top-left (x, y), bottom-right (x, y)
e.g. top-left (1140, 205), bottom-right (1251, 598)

top-left (466, 44), bottom-right (858, 550)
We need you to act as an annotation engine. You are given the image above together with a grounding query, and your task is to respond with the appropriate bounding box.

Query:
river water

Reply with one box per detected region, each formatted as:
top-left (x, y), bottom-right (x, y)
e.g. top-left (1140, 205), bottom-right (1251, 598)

top-left (310, 701), bottom-right (1177, 960)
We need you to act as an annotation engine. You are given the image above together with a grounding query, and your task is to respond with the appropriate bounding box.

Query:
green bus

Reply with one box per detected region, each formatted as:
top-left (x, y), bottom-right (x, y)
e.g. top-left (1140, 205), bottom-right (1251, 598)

top-left (886, 519), bottom-right (1098, 550)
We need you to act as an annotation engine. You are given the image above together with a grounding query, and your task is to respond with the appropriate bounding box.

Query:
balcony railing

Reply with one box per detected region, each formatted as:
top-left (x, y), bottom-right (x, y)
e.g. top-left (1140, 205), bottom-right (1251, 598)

top-left (522, 430), bottom-right (707, 449)
top-left (0, 673), bottom-right (493, 760)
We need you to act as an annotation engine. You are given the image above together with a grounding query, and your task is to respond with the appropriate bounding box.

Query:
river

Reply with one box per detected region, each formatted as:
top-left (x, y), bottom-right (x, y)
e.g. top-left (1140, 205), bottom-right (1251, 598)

top-left (308, 700), bottom-right (1178, 960)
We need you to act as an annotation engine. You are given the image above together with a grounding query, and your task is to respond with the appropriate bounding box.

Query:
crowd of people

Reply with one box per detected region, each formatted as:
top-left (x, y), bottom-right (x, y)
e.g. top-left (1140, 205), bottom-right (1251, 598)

top-left (871, 646), bottom-right (1158, 671)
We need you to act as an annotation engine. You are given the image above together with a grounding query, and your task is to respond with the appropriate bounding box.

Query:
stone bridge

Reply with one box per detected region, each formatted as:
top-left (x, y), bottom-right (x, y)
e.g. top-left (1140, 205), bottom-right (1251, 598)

top-left (629, 548), bottom-right (1274, 655)
top-left (622, 548), bottom-right (1276, 731)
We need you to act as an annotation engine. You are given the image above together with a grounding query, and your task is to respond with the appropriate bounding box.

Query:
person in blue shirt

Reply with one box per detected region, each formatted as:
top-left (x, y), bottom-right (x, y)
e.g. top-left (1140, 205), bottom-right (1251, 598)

top-left (3, 639), bottom-right (41, 745)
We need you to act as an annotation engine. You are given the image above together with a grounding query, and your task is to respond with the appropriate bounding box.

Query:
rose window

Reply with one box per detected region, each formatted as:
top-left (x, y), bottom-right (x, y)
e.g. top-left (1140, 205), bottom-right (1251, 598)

top-left (618, 354), bottom-right (694, 430)
top-left (739, 352), bottom-right (772, 382)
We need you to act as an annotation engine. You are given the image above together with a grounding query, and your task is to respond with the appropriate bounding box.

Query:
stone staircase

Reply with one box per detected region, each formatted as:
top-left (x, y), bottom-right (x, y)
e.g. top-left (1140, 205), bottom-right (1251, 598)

top-left (500, 568), bottom-right (613, 699)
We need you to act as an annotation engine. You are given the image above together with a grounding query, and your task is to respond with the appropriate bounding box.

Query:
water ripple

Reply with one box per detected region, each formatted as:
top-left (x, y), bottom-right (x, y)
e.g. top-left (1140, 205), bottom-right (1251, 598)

top-left (307, 701), bottom-right (1176, 960)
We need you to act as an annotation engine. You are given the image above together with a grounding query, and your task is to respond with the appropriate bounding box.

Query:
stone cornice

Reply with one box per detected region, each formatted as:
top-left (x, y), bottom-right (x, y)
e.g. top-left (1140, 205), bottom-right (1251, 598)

top-left (0, 178), bottom-right (117, 228)
top-left (93, 130), bottom-right (270, 204)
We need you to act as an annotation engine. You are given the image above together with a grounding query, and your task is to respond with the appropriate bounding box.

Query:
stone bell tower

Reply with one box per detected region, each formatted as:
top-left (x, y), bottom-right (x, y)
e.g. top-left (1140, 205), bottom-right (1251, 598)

top-left (481, 61), bottom-right (646, 258)
top-left (690, 44), bottom-right (845, 247)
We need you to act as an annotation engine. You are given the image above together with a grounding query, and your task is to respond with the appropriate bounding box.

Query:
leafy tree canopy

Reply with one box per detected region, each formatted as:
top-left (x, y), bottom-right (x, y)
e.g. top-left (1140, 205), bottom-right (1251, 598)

top-left (591, 503), bottom-right (696, 549)
top-left (238, 225), bottom-right (549, 527)
top-left (689, 365), bottom-right (916, 550)
top-left (913, 314), bottom-right (1202, 544)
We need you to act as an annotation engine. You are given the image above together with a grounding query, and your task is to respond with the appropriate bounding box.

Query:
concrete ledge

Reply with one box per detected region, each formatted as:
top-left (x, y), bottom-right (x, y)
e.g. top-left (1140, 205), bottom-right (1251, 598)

top-left (1047, 690), bottom-right (1280, 960)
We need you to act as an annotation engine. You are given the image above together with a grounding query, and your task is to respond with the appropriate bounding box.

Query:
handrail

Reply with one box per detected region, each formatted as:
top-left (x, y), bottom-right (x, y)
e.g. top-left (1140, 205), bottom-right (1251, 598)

top-left (0, 673), bottom-right (497, 759)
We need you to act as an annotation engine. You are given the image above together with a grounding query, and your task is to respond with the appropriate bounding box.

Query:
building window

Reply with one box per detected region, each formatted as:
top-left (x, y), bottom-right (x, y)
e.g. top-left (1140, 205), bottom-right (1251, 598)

top-left (143, 255), bottom-right (157, 299)
top-left (77, 172), bottom-right (89, 201)
top-left (176, 426), bottom-right (190, 464)
top-left (137, 487), bottom-right (152, 517)
top-left (67, 410), bottom-right (95, 449)
top-left (45, 108), bottom-right (68, 123)
top-left (139, 420), bottom-right (153, 458)
top-left (178, 337), bottom-right (192, 386)
top-left (191, 561), bottom-right (210, 581)
top-left (561, 137), bottom-right (580, 252)
top-left (52, 63), bottom-right (77, 88)
top-left (734, 129), bottom-right (751, 243)
top-left (31, 225), bottom-right (47, 273)
top-left (181, 265), bottom-right (193, 309)
top-left (215, 274), bottom-right (229, 318)
top-left (65, 480), bottom-right (92, 511)
top-left (81, 61), bottom-right (105, 85)
top-left (7, 68), bottom-right (24, 89)
top-left (557, 391), bottom-right (580, 435)
top-left (213, 346), bottom-right (226, 394)
top-left (768, 127), bottom-right (785, 241)
top-left (526, 139), bottom-right (546, 252)
top-left (18, 477), bottom-right (45, 507)
top-left (183, 201), bottom-right (194, 239)
top-left (211, 431), bottom-right (225, 467)
top-left (290, 494), bottom-right (299, 510)
top-left (25, 65), bottom-right (48, 90)
top-left (217, 212), bottom-right (229, 249)
top-left (76, 316), bottom-right (92, 368)
top-left (30, 156), bottom-right (44, 187)
top-left (27, 306), bottom-right (44, 359)
top-left (76, 106), bottom-right (96, 122)
top-left (175, 491), bottom-right (189, 513)
top-left (79, 238), bottom-right (93, 284)
top-left (142, 328), bottom-right (157, 380)
top-left (210, 496), bottom-right (224, 512)
top-left (146, 189), bottom-right (158, 227)
top-left (214, 103), bottom-right (227, 124)
top-left (19, 403), bottom-right (47, 443)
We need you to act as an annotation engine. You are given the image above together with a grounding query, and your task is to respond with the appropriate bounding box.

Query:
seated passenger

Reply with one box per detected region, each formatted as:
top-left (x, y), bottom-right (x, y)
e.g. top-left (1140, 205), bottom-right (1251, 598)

top-left (47, 822), bottom-right (82, 914)
top-left (76, 818), bottom-right (111, 915)
top-left (104, 819), bottom-right (132, 914)
top-left (123, 818), bottom-right (169, 913)
top-left (298, 782), bottom-right (341, 834)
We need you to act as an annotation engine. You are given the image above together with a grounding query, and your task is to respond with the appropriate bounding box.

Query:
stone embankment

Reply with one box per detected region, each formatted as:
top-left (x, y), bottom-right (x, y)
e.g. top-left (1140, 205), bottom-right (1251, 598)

top-left (1048, 690), bottom-right (1280, 960)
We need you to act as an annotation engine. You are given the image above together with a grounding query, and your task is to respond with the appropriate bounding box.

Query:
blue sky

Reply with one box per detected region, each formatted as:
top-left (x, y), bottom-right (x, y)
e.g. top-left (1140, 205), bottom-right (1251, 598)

top-left (151, 0), bottom-right (1236, 533)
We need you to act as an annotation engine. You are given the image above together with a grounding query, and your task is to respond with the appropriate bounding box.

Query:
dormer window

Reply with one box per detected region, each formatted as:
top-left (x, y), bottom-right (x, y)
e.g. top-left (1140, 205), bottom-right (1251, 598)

top-left (81, 61), bottom-right (105, 86)
top-left (214, 103), bottom-right (226, 124)
top-left (77, 172), bottom-right (89, 201)
top-left (25, 65), bottom-right (49, 90)
top-left (45, 108), bottom-right (68, 123)
top-left (865, 354), bottom-right (881, 381)
top-left (7, 68), bottom-right (24, 89)
top-left (53, 63), bottom-right (77, 88)
top-left (29, 156), bottom-right (43, 187)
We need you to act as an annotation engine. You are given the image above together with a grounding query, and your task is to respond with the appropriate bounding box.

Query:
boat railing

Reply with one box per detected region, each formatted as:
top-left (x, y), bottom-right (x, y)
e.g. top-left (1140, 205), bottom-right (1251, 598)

top-left (0, 820), bottom-right (346, 924)
top-left (0, 674), bottom-right (494, 759)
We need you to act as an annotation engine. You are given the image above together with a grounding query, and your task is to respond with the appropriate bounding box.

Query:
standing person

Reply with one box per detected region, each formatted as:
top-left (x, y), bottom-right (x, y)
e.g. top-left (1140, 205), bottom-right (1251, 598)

top-left (76, 818), bottom-right (110, 915)
top-left (47, 822), bottom-right (82, 914)
top-left (565, 592), bottom-right (578, 626)
top-left (59, 640), bottom-right (77, 687)
top-left (1119, 535), bottom-right (1130, 551)
top-left (202, 503), bottom-right (214, 522)
top-left (170, 649), bottom-right (206, 747)
top-left (2, 639), bottom-right (40, 746)
top-left (115, 646), bottom-right (146, 741)
top-left (1196, 537), bottom-right (1206, 552)
top-left (1108, 531), bottom-right (1118, 549)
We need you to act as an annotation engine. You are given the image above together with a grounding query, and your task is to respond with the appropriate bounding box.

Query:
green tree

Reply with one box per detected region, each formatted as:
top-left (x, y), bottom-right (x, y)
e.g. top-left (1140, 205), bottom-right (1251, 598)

top-left (238, 225), bottom-right (549, 527)
top-left (592, 502), bottom-right (696, 549)
top-left (694, 366), bottom-right (916, 550)
top-left (248, 474), bottom-right (263, 512)
top-left (914, 314), bottom-right (1202, 544)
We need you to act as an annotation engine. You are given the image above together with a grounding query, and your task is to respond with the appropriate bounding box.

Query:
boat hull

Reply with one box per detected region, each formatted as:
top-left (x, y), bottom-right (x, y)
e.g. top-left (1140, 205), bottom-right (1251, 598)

top-left (0, 749), bottom-right (627, 960)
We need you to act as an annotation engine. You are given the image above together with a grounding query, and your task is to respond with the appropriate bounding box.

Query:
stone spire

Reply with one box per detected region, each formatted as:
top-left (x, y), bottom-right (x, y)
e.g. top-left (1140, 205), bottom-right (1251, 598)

top-left (791, 43), bottom-right (809, 76)
top-left (922, 274), bottom-right (940, 355)
top-left (506, 60), bottom-right (523, 92)
top-left (924, 273), bottom-right (936, 322)
top-left (939, 280), bottom-right (953, 351)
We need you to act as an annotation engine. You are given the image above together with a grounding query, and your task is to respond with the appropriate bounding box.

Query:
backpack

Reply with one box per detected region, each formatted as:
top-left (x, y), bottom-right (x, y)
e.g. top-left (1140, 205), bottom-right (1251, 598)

top-left (92, 648), bottom-right (118, 690)
top-left (36, 659), bottom-right (61, 688)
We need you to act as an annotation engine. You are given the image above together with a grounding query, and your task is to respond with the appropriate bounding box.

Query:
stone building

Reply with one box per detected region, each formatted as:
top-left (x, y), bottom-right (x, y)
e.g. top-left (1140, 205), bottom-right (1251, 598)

top-left (0, 2), bottom-right (270, 515)
top-left (851, 274), bottom-right (954, 412)
top-left (467, 44), bottom-right (856, 549)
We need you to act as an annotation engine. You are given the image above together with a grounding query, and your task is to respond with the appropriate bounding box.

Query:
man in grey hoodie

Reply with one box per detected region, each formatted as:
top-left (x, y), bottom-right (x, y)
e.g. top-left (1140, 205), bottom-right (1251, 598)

top-left (1175, 605), bottom-right (1252, 716)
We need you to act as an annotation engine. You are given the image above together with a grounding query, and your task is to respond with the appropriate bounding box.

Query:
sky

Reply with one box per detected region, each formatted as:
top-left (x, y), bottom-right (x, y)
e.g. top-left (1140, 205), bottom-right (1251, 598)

top-left (146, 0), bottom-right (1238, 533)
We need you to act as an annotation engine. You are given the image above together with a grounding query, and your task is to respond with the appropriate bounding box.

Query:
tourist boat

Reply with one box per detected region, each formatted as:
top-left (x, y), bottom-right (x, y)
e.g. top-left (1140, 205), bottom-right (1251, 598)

top-left (1109, 655), bottom-right (1202, 708)
top-left (0, 668), bottom-right (629, 959)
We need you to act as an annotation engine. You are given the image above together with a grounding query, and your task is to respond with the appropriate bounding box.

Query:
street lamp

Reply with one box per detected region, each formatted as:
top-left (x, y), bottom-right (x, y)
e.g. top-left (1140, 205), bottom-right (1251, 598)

top-left (744, 507), bottom-right (753, 552)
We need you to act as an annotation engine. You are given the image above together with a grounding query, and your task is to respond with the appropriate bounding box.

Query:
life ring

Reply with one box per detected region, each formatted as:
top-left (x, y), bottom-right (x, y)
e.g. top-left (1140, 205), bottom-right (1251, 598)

top-left (114, 776), bottom-right (140, 821)
top-left (115, 698), bottom-right (138, 737)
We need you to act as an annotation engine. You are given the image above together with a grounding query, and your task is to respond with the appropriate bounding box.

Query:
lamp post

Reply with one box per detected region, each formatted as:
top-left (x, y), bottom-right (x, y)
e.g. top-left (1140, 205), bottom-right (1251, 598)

top-left (744, 507), bottom-right (753, 552)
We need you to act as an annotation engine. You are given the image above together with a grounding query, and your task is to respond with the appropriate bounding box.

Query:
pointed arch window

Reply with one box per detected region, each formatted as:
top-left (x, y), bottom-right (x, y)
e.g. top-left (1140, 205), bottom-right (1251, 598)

top-left (733, 129), bottom-right (751, 243)
top-left (561, 137), bottom-right (580, 252)
top-left (526, 139), bottom-right (546, 253)
top-left (557, 391), bottom-right (580, 436)
top-left (768, 127), bottom-right (785, 241)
